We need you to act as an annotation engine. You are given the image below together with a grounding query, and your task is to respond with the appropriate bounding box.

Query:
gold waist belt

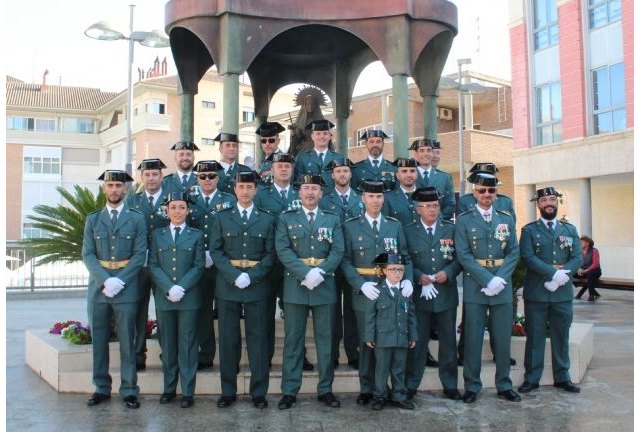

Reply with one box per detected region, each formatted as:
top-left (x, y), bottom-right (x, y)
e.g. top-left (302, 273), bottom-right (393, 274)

top-left (99, 259), bottom-right (130, 269)
top-left (300, 257), bottom-right (325, 267)
top-left (475, 259), bottom-right (504, 268)
top-left (356, 267), bottom-right (377, 276)
top-left (229, 259), bottom-right (260, 268)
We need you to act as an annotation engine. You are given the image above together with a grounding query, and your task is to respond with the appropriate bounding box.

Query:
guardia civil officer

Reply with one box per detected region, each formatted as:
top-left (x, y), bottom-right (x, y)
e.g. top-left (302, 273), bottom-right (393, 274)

top-left (293, 120), bottom-right (345, 189)
top-left (82, 170), bottom-right (147, 409)
top-left (162, 141), bottom-right (199, 194)
top-left (410, 138), bottom-right (455, 220)
top-left (255, 122), bottom-right (285, 184)
top-left (215, 133), bottom-right (252, 195)
top-left (350, 129), bottom-right (397, 190)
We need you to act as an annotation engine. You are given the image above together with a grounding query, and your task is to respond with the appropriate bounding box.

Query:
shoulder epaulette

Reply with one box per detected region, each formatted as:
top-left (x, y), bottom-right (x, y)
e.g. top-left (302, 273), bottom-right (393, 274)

top-left (458, 209), bottom-right (473, 216)
top-left (256, 207), bottom-right (275, 216)
top-left (344, 215), bottom-right (360, 223)
top-left (523, 220), bottom-right (537, 228)
top-left (384, 215), bottom-right (400, 222)
top-left (283, 208), bottom-right (300, 213)
top-left (319, 209), bottom-right (338, 217)
top-left (125, 208), bottom-right (143, 215)
top-left (441, 219), bottom-right (455, 225)
top-left (88, 209), bottom-right (102, 216)
top-left (496, 209), bottom-right (512, 216)
top-left (163, 173), bottom-right (174, 179)
top-left (558, 219), bottom-right (575, 227)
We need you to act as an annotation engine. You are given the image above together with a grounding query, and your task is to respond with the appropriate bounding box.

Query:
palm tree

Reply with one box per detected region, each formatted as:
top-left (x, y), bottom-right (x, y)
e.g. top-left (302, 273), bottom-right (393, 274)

top-left (24, 185), bottom-right (105, 265)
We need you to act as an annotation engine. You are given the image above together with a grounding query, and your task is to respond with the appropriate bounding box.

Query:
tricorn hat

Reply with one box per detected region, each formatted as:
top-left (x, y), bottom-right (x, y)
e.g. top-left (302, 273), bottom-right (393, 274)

top-left (412, 187), bottom-right (441, 202)
top-left (469, 162), bottom-right (498, 174)
top-left (359, 129), bottom-right (389, 140)
top-left (235, 171), bottom-right (261, 184)
top-left (392, 158), bottom-right (418, 168)
top-left (374, 253), bottom-right (407, 266)
top-left (194, 160), bottom-right (224, 173)
top-left (305, 119), bottom-right (335, 131)
top-left (358, 179), bottom-right (387, 194)
top-left (294, 174), bottom-right (326, 186)
top-left (163, 192), bottom-right (192, 205)
top-left (531, 186), bottom-right (563, 202)
top-left (324, 158), bottom-right (355, 171)
top-left (171, 141), bottom-right (200, 151)
top-left (214, 132), bottom-right (239, 143)
top-left (255, 122), bottom-right (285, 137)
top-left (97, 170), bottom-right (134, 182)
top-left (272, 153), bottom-right (295, 164)
top-left (137, 159), bottom-right (167, 171)
top-left (408, 138), bottom-right (438, 151)
top-left (468, 172), bottom-right (501, 187)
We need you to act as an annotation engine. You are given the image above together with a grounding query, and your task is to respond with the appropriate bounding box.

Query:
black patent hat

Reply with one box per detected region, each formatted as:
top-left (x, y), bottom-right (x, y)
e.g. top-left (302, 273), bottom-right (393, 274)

top-left (408, 138), bottom-right (438, 150)
top-left (137, 159), bottom-right (167, 171)
top-left (194, 160), bottom-right (224, 173)
top-left (357, 179), bottom-right (387, 194)
top-left (374, 253), bottom-right (407, 266)
top-left (468, 172), bottom-right (501, 187)
top-left (531, 186), bottom-right (563, 202)
top-left (294, 174), bottom-right (326, 186)
top-left (324, 158), bottom-right (355, 171)
top-left (412, 187), bottom-right (441, 202)
top-left (171, 141), bottom-right (200, 151)
top-left (359, 129), bottom-right (388, 140)
top-left (255, 122), bottom-right (285, 137)
top-left (234, 171), bottom-right (261, 184)
top-left (469, 162), bottom-right (498, 174)
top-left (305, 119), bottom-right (335, 131)
top-left (272, 153), bottom-right (295, 164)
top-left (392, 158), bottom-right (418, 168)
top-left (214, 132), bottom-right (239, 143)
top-left (97, 170), bottom-right (134, 182)
top-left (163, 192), bottom-right (192, 204)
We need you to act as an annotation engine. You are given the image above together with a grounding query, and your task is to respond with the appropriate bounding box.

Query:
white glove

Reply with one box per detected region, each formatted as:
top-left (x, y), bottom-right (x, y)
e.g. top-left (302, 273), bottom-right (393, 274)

top-left (234, 272), bottom-right (251, 289)
top-left (487, 276), bottom-right (507, 295)
top-left (544, 280), bottom-right (559, 292)
top-left (552, 269), bottom-right (571, 286)
top-left (360, 281), bottom-right (380, 300)
top-left (400, 279), bottom-right (413, 297)
top-left (103, 277), bottom-right (124, 297)
top-left (302, 267), bottom-right (325, 290)
top-left (102, 285), bottom-right (116, 298)
top-left (205, 251), bottom-right (214, 269)
top-left (420, 283), bottom-right (438, 300)
top-left (481, 287), bottom-right (499, 296)
top-left (167, 285), bottom-right (185, 302)
top-left (111, 277), bottom-right (125, 296)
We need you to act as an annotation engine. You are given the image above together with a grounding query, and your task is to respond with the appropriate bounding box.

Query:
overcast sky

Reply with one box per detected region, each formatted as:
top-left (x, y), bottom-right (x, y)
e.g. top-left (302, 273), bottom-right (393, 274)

top-left (5, 0), bottom-right (511, 95)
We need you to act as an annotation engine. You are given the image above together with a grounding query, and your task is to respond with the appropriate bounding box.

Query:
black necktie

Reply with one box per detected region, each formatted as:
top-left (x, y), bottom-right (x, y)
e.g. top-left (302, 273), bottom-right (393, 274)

top-left (424, 170), bottom-right (429, 181)
top-left (148, 195), bottom-right (154, 207)
top-left (406, 192), bottom-right (412, 200)
top-left (308, 211), bottom-right (315, 225)
top-left (372, 220), bottom-right (379, 234)
top-left (427, 226), bottom-right (434, 240)
top-left (174, 226), bottom-right (181, 243)
top-left (181, 174), bottom-right (188, 186)
top-left (372, 159), bottom-right (379, 168)
top-left (547, 221), bottom-right (554, 231)
top-left (281, 189), bottom-right (287, 201)
top-left (205, 196), bottom-right (210, 207)
top-left (483, 212), bottom-right (491, 222)
top-left (110, 209), bottom-right (118, 227)
top-left (242, 209), bottom-right (248, 222)
top-left (341, 194), bottom-right (348, 206)
top-left (318, 153), bottom-right (324, 165)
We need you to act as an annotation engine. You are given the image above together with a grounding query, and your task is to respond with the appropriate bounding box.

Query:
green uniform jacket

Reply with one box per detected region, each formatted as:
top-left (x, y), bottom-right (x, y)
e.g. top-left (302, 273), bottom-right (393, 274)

top-left (405, 220), bottom-right (461, 313)
top-left (382, 188), bottom-right (418, 226)
top-left (217, 163), bottom-right (252, 196)
top-left (454, 208), bottom-right (519, 305)
top-left (254, 184), bottom-right (300, 216)
top-left (319, 189), bottom-right (364, 223)
top-left (341, 214), bottom-right (413, 312)
top-left (364, 281), bottom-right (418, 347)
top-left (162, 172), bottom-right (198, 195)
top-left (188, 190), bottom-right (237, 249)
top-left (275, 208), bottom-right (345, 306)
top-left (148, 226), bottom-right (205, 310)
top-left (520, 220), bottom-right (582, 302)
top-left (457, 193), bottom-right (516, 223)
top-left (350, 158), bottom-right (397, 191)
top-left (209, 207), bottom-right (276, 302)
top-left (417, 168), bottom-right (455, 220)
top-left (125, 191), bottom-right (170, 242)
top-left (293, 149), bottom-right (345, 189)
top-left (256, 149), bottom-right (284, 185)
top-left (82, 206), bottom-right (147, 303)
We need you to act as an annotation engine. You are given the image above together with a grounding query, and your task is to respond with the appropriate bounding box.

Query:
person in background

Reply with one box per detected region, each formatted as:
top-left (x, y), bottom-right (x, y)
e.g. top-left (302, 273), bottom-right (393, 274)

top-left (575, 235), bottom-right (602, 301)
top-left (162, 141), bottom-right (200, 194)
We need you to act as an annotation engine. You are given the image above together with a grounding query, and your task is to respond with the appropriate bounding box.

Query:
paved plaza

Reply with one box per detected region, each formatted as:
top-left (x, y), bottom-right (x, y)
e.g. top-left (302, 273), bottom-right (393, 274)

top-left (6, 289), bottom-right (633, 431)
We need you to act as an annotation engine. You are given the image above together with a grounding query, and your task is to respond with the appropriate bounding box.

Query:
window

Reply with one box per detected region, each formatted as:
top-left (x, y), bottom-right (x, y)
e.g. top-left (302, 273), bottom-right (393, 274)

top-left (535, 81), bottom-right (562, 145)
top-left (589, 0), bottom-right (622, 29)
top-left (6, 117), bottom-right (55, 132)
top-left (24, 156), bottom-right (61, 174)
top-left (533, 0), bottom-right (559, 50)
top-left (201, 138), bottom-right (216, 146)
top-left (22, 222), bottom-right (46, 239)
top-left (242, 110), bottom-right (255, 123)
top-left (202, 100), bottom-right (216, 109)
top-left (105, 150), bottom-right (112, 163)
top-left (61, 118), bottom-right (95, 134)
top-left (148, 101), bottom-right (166, 115)
top-left (592, 62), bottom-right (626, 134)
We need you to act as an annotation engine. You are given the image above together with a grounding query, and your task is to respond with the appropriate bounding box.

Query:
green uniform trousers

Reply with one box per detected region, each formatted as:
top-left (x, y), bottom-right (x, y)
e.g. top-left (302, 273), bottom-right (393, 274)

top-left (524, 300), bottom-right (573, 384)
top-left (281, 302), bottom-right (335, 396)
top-left (374, 347), bottom-right (409, 401)
top-left (218, 297), bottom-right (270, 398)
top-left (91, 301), bottom-right (139, 396)
top-left (406, 307), bottom-right (458, 391)
top-left (354, 309), bottom-right (376, 393)
top-left (135, 268), bottom-right (153, 364)
top-left (156, 309), bottom-right (199, 396)
top-left (197, 268), bottom-right (216, 364)
top-left (333, 270), bottom-right (359, 364)
top-left (463, 302), bottom-right (514, 393)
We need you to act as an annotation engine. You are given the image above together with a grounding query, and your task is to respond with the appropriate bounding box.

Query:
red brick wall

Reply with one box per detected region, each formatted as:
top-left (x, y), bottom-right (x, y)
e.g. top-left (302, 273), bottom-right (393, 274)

top-left (622, 0), bottom-right (634, 127)
top-left (559, 0), bottom-right (587, 139)
top-left (510, 22), bottom-right (531, 149)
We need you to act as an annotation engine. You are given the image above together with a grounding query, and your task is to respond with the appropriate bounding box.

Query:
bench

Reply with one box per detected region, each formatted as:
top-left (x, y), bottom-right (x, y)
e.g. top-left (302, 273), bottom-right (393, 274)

top-left (573, 277), bottom-right (634, 291)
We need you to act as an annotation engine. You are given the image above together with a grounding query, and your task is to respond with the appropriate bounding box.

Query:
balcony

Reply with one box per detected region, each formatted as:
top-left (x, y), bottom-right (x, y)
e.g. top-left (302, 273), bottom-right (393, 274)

top-left (99, 113), bottom-right (172, 145)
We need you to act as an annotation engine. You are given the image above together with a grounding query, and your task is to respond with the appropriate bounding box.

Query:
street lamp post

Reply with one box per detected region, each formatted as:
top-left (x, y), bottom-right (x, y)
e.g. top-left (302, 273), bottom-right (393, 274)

top-left (85, 4), bottom-right (170, 176)
top-left (457, 58), bottom-right (472, 196)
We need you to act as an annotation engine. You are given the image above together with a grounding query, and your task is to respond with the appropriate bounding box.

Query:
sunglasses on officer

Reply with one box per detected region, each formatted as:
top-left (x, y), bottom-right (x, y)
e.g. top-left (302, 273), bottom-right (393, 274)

top-left (197, 173), bottom-right (218, 180)
top-left (474, 187), bottom-right (497, 194)
top-left (261, 138), bottom-right (277, 144)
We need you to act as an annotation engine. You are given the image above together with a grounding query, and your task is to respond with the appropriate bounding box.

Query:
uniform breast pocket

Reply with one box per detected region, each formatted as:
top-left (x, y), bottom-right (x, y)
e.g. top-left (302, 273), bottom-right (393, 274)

top-left (288, 227), bottom-right (305, 241)
top-left (249, 230), bottom-right (268, 251)
top-left (118, 231), bottom-right (136, 250)
top-left (177, 245), bottom-right (196, 262)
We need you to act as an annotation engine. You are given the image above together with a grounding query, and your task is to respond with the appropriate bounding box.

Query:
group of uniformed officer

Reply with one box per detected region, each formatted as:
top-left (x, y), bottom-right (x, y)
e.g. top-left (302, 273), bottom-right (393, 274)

top-left (82, 118), bottom-right (582, 411)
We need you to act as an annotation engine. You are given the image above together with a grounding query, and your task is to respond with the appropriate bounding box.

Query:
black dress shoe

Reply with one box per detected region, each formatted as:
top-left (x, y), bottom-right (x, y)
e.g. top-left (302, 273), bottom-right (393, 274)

top-left (217, 395), bottom-right (237, 408)
top-left (212, 309), bottom-right (219, 320)
top-left (406, 389), bottom-right (417, 400)
top-left (159, 392), bottom-right (177, 404)
top-left (87, 392), bottom-right (110, 406)
top-left (357, 392), bottom-right (373, 405)
top-left (371, 397), bottom-right (385, 410)
top-left (333, 359), bottom-right (340, 369)
top-left (318, 392), bottom-right (340, 408)
top-left (180, 396), bottom-right (194, 408)
top-left (253, 396), bottom-right (268, 409)
top-left (457, 356), bottom-right (464, 366)
top-left (554, 381), bottom-right (581, 393)
top-left (197, 361), bottom-right (213, 371)
top-left (462, 391), bottom-right (477, 404)
top-left (278, 395), bottom-right (296, 410)
top-left (123, 395), bottom-right (140, 409)
top-left (575, 295), bottom-right (582, 300)
top-left (443, 389), bottom-right (462, 400)
top-left (348, 359), bottom-right (359, 370)
top-left (389, 399), bottom-right (415, 410)
top-left (511, 358), bottom-right (517, 366)
top-left (430, 329), bottom-right (439, 341)
top-left (302, 356), bottom-right (315, 371)
top-left (136, 361), bottom-right (146, 371)
top-left (588, 295), bottom-right (595, 301)
top-left (426, 352), bottom-right (439, 368)
top-left (518, 381), bottom-right (539, 393)
top-left (497, 389), bottom-right (522, 402)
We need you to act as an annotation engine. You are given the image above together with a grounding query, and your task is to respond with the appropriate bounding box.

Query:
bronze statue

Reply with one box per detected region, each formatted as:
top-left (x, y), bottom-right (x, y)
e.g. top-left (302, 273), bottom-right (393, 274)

top-left (288, 85), bottom-right (334, 156)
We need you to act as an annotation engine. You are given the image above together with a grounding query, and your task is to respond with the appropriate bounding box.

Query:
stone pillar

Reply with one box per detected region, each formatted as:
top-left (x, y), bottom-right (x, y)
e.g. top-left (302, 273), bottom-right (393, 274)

top-left (381, 94), bottom-right (389, 133)
top-left (255, 115), bottom-right (267, 163)
top-left (180, 93), bottom-right (195, 142)
top-left (222, 73), bottom-right (240, 134)
top-left (577, 178), bottom-right (592, 236)
top-left (424, 94), bottom-right (438, 140)
top-left (524, 184), bottom-right (538, 224)
top-left (335, 117), bottom-right (348, 154)
top-left (392, 74), bottom-right (409, 159)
